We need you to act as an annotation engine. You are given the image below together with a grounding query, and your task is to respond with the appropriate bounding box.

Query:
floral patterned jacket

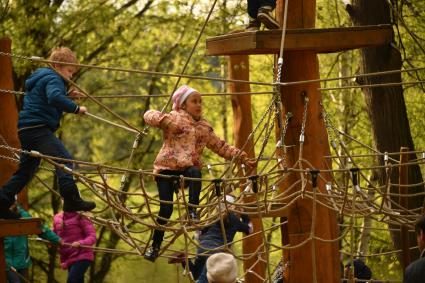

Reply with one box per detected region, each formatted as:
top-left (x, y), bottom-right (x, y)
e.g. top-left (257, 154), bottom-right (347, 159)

top-left (144, 109), bottom-right (245, 173)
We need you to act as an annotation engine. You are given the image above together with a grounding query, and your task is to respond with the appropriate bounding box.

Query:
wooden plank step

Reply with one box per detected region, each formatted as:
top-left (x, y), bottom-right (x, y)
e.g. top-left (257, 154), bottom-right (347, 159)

top-left (206, 25), bottom-right (392, 56)
top-left (0, 218), bottom-right (42, 281)
top-left (0, 218), bottom-right (42, 237)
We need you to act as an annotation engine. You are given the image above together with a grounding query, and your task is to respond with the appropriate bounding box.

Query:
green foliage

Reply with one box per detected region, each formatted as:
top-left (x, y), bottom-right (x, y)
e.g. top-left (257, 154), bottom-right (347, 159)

top-left (2, 0), bottom-right (425, 282)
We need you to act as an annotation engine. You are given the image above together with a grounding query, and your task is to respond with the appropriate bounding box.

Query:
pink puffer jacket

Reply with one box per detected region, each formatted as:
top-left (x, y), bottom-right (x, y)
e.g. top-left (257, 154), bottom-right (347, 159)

top-left (53, 212), bottom-right (96, 269)
top-left (144, 110), bottom-right (245, 173)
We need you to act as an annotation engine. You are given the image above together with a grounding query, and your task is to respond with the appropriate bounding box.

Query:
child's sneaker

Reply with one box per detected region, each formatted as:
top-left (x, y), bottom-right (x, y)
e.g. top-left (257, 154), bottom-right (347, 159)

top-left (246, 18), bottom-right (261, 31)
top-left (144, 245), bottom-right (160, 262)
top-left (257, 6), bottom-right (280, 30)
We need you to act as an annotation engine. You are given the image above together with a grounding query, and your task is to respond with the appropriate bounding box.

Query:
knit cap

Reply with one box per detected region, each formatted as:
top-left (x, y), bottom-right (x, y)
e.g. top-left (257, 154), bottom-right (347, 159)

top-left (206, 253), bottom-right (238, 283)
top-left (172, 85), bottom-right (199, 111)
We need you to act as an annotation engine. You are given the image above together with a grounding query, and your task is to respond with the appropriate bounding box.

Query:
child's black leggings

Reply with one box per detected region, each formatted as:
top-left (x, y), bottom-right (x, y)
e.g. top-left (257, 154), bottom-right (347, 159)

top-left (152, 166), bottom-right (202, 247)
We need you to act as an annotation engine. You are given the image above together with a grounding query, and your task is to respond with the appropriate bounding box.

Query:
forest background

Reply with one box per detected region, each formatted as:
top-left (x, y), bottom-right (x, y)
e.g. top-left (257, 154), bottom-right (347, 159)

top-left (0, 0), bottom-right (424, 282)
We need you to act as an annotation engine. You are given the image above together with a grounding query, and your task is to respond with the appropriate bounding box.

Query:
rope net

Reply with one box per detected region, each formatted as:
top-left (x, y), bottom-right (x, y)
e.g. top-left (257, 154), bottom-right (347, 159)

top-left (1, 79), bottom-right (423, 282)
top-left (1, 9), bottom-right (424, 277)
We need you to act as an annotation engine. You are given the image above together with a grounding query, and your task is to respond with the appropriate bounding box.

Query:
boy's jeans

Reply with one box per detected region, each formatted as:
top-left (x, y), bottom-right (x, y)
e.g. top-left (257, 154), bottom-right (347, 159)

top-left (247, 0), bottom-right (276, 18)
top-left (0, 126), bottom-right (79, 206)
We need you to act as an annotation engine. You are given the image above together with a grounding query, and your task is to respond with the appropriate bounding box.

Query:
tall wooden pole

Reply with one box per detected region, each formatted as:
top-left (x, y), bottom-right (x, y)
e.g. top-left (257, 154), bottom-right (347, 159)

top-left (399, 147), bottom-right (411, 272)
top-left (275, 1), bottom-right (340, 282)
top-left (228, 55), bottom-right (266, 283)
top-left (0, 38), bottom-right (28, 209)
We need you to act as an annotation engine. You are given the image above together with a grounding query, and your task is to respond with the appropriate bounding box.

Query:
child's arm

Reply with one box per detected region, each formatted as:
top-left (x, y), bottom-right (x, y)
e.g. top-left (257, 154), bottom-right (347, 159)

top-left (39, 224), bottom-right (61, 245)
top-left (230, 213), bottom-right (251, 235)
top-left (144, 110), bottom-right (167, 127)
top-left (144, 110), bottom-right (182, 133)
top-left (77, 216), bottom-right (96, 246)
top-left (205, 126), bottom-right (253, 167)
top-left (45, 76), bottom-right (81, 114)
top-left (17, 206), bottom-right (61, 244)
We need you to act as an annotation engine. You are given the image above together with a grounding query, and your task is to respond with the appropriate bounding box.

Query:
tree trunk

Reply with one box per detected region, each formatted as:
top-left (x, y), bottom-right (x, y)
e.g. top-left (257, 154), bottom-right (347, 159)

top-left (347, 0), bottom-right (424, 261)
top-left (228, 54), bottom-right (266, 283)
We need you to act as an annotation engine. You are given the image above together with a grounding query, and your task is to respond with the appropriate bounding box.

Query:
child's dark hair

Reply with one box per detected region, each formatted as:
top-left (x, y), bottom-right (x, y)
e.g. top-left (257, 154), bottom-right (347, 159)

top-left (415, 215), bottom-right (425, 235)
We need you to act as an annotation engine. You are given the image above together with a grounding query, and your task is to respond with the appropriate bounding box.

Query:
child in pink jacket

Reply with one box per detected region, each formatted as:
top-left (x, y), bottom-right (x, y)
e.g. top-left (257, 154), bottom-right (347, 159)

top-left (143, 85), bottom-right (254, 262)
top-left (53, 211), bottom-right (96, 283)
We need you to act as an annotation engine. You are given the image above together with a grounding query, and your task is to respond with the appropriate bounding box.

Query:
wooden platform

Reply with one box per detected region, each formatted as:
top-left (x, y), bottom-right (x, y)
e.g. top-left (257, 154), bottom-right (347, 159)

top-left (206, 25), bottom-right (392, 55)
top-left (0, 218), bottom-right (42, 281)
top-left (0, 218), bottom-right (42, 237)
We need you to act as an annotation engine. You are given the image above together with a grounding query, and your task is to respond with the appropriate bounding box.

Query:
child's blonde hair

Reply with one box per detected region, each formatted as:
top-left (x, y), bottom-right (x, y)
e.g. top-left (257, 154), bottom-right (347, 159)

top-left (48, 47), bottom-right (79, 71)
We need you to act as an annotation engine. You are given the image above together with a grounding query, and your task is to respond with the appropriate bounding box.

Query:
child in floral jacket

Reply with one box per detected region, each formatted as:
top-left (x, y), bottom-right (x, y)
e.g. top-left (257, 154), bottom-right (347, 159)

top-left (143, 85), bottom-right (254, 262)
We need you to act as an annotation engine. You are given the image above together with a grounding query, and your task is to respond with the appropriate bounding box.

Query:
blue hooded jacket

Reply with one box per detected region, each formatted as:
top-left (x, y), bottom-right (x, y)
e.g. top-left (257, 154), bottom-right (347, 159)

top-left (18, 67), bottom-right (79, 132)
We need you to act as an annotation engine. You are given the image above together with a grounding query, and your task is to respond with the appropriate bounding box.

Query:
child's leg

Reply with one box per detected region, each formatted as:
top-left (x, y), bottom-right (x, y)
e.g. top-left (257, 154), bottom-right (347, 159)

top-left (67, 260), bottom-right (91, 283)
top-left (34, 129), bottom-right (95, 211)
top-left (152, 175), bottom-right (176, 248)
top-left (185, 166), bottom-right (202, 207)
top-left (260, 0), bottom-right (276, 9)
top-left (0, 153), bottom-right (40, 207)
top-left (6, 269), bottom-right (21, 283)
top-left (247, 0), bottom-right (261, 18)
top-left (190, 251), bottom-right (208, 280)
top-left (196, 264), bottom-right (209, 283)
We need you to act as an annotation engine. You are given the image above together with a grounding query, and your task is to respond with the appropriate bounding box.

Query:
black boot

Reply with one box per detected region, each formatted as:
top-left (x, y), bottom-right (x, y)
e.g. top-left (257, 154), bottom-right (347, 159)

top-left (63, 198), bottom-right (96, 212)
top-left (144, 244), bottom-right (160, 262)
top-left (0, 206), bottom-right (20, 219)
top-left (61, 187), bottom-right (96, 212)
top-left (0, 195), bottom-right (19, 219)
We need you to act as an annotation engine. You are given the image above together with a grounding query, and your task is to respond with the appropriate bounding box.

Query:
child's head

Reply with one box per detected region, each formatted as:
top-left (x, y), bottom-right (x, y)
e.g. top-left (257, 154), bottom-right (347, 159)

top-left (48, 47), bottom-right (79, 80)
top-left (172, 85), bottom-right (202, 119)
top-left (206, 252), bottom-right (238, 283)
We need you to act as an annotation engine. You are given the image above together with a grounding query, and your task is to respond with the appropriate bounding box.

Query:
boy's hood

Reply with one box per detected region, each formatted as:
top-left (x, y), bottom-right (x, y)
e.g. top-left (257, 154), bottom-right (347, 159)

top-left (25, 67), bottom-right (57, 91)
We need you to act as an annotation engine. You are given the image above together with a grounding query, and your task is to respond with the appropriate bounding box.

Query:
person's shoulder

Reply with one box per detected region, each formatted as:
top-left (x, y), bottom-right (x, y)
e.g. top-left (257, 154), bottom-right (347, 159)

top-left (197, 118), bottom-right (213, 130)
top-left (53, 212), bottom-right (64, 222)
top-left (405, 256), bottom-right (425, 275)
top-left (53, 211), bottom-right (64, 218)
top-left (34, 67), bottom-right (58, 78)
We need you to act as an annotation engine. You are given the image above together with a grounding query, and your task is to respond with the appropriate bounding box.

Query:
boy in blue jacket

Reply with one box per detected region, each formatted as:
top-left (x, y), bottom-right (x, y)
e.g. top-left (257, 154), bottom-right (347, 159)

top-left (5, 203), bottom-right (62, 283)
top-left (168, 195), bottom-right (252, 283)
top-left (0, 47), bottom-right (95, 219)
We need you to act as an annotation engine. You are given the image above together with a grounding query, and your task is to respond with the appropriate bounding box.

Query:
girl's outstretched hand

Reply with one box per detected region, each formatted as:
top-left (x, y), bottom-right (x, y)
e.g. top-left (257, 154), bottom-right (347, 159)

top-left (240, 153), bottom-right (256, 171)
top-left (244, 158), bottom-right (257, 170)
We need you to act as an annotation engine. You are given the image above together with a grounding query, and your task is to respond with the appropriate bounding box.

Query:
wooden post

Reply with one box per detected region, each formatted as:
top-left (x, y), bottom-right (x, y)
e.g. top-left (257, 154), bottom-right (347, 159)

top-left (275, 1), bottom-right (340, 282)
top-left (0, 38), bottom-right (20, 186)
top-left (0, 38), bottom-right (28, 209)
top-left (399, 147), bottom-right (411, 272)
top-left (228, 55), bottom-right (266, 282)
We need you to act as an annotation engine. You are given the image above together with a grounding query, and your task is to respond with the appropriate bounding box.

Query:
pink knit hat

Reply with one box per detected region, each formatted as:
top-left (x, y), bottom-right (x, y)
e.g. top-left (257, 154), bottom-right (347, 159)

top-left (172, 85), bottom-right (199, 111)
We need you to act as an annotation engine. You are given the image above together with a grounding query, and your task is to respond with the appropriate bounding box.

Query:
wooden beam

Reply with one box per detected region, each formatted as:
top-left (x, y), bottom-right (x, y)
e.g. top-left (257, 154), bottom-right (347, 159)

top-left (0, 218), bottom-right (42, 237)
top-left (206, 25), bottom-right (392, 56)
top-left (244, 203), bottom-right (289, 218)
top-left (0, 218), bottom-right (42, 281)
